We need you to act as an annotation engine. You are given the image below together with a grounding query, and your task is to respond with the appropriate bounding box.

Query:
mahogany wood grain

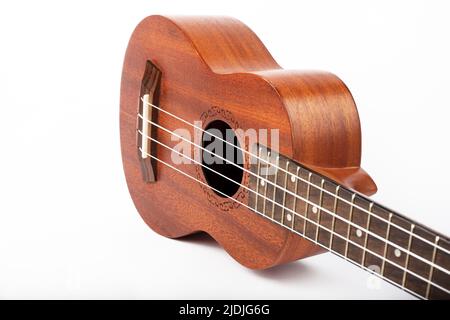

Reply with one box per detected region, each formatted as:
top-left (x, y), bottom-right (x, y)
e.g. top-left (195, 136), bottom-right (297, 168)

top-left (120, 15), bottom-right (377, 269)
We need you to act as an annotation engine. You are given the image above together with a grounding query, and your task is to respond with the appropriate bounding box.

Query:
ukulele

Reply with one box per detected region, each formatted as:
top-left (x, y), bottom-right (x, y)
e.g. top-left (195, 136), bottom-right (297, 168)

top-left (120, 15), bottom-right (449, 299)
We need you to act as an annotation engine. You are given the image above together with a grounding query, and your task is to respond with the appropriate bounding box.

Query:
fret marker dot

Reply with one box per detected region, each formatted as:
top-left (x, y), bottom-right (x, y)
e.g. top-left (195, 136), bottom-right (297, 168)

top-left (290, 175), bottom-right (296, 183)
top-left (286, 214), bottom-right (292, 222)
top-left (356, 229), bottom-right (363, 238)
top-left (394, 249), bottom-right (401, 258)
top-left (312, 206), bottom-right (318, 214)
top-left (260, 179), bottom-right (265, 187)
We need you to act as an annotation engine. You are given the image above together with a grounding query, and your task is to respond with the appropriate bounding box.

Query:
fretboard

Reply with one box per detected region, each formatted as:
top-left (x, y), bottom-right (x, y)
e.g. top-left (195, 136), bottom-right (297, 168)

top-left (248, 145), bottom-right (450, 299)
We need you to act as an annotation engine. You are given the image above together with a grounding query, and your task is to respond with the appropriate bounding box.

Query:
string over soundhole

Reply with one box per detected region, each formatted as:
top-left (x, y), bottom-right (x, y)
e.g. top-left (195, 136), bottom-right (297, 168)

top-left (201, 120), bottom-right (243, 197)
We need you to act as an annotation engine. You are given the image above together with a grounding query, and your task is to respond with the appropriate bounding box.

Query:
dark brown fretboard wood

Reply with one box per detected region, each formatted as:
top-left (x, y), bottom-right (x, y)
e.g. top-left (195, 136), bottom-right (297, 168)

top-left (248, 145), bottom-right (450, 300)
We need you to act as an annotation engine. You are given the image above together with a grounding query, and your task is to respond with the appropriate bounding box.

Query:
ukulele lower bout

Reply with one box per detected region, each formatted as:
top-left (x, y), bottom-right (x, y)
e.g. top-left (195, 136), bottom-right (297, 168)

top-left (120, 15), bottom-right (450, 299)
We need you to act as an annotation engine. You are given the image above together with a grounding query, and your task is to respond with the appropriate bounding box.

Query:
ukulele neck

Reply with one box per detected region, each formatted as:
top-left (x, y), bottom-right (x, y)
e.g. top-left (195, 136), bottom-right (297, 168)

top-left (247, 145), bottom-right (450, 299)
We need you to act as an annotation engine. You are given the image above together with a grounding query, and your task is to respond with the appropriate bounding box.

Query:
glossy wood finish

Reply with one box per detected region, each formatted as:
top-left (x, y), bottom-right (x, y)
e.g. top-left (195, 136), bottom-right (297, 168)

top-left (120, 15), bottom-right (376, 269)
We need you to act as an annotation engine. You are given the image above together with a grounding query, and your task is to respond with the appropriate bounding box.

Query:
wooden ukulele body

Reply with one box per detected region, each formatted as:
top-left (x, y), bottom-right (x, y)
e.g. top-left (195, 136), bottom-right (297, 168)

top-left (120, 15), bottom-right (377, 269)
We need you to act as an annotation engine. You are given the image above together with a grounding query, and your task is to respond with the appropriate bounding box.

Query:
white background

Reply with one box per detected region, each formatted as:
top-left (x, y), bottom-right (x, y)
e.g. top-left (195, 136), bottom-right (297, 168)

top-left (0, 0), bottom-right (449, 299)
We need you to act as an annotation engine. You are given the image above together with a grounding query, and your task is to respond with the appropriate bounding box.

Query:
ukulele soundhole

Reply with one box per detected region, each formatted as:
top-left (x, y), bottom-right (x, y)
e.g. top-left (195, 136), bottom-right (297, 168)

top-left (201, 120), bottom-right (243, 197)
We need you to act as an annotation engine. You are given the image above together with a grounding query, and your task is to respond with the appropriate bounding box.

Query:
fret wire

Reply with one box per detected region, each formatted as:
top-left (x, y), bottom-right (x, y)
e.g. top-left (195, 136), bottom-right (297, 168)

top-left (303, 172), bottom-right (313, 234)
top-left (139, 105), bottom-right (448, 255)
top-left (262, 152), bottom-right (271, 216)
top-left (254, 147), bottom-right (262, 211)
top-left (402, 224), bottom-right (415, 287)
top-left (361, 202), bottom-right (373, 266)
top-left (329, 185), bottom-right (340, 249)
top-left (381, 213), bottom-right (394, 276)
top-left (139, 128), bottom-right (449, 274)
top-left (142, 148), bottom-right (430, 299)
top-left (280, 161), bottom-right (289, 224)
top-left (344, 194), bottom-right (357, 257)
top-left (270, 156), bottom-right (280, 219)
top-left (426, 236), bottom-right (440, 299)
top-left (315, 179), bottom-right (325, 242)
top-left (291, 166), bottom-right (300, 229)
